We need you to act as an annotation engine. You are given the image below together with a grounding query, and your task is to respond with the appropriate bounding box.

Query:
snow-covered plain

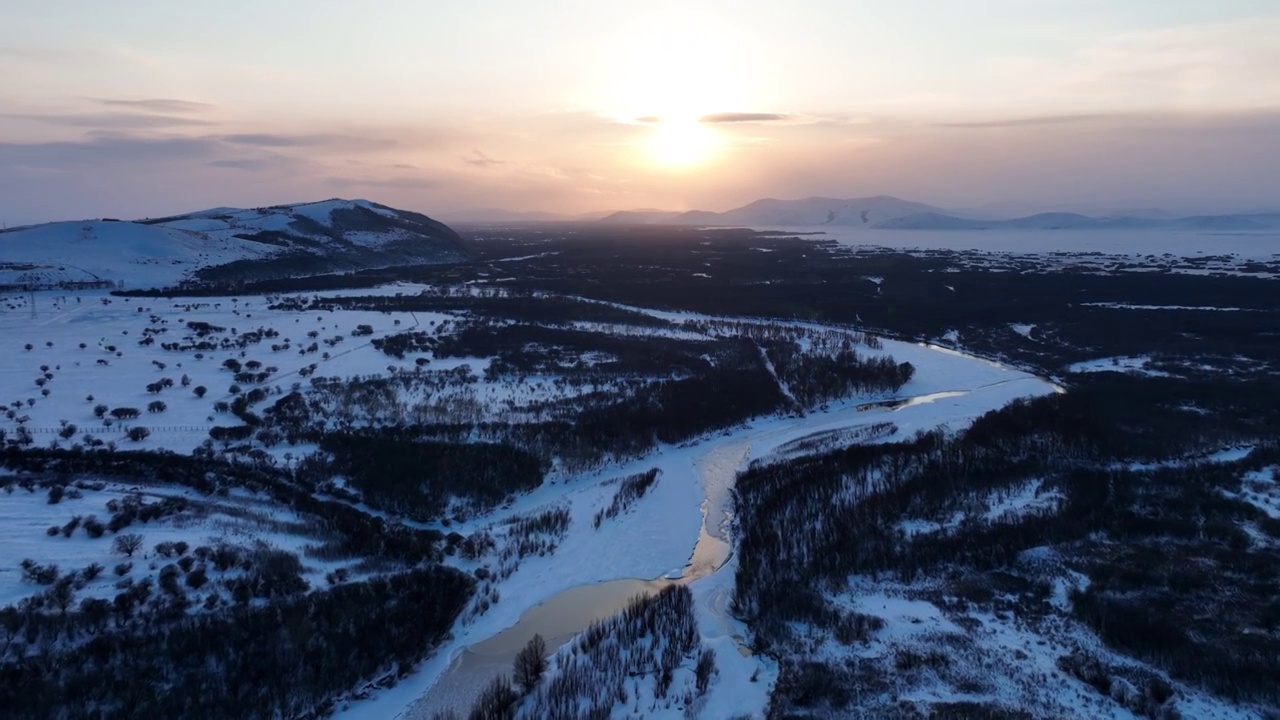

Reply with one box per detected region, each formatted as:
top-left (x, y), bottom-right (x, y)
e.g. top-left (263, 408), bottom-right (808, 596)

top-left (0, 478), bottom-right (359, 610)
top-left (0, 287), bottom-right (452, 453)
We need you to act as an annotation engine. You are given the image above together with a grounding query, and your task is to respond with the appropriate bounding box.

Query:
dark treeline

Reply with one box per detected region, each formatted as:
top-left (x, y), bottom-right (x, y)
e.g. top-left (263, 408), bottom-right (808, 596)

top-left (1, 567), bottom-right (471, 720)
top-left (509, 585), bottom-right (709, 719)
top-left (761, 338), bottom-right (914, 405)
top-left (732, 373), bottom-right (1280, 712)
top-left (280, 290), bottom-right (671, 328)
top-left (429, 322), bottom-right (719, 377)
top-left (0, 446), bottom-right (444, 563)
top-left (0, 445), bottom-right (475, 719)
top-left (571, 364), bottom-right (787, 457)
top-left (308, 431), bottom-right (546, 521)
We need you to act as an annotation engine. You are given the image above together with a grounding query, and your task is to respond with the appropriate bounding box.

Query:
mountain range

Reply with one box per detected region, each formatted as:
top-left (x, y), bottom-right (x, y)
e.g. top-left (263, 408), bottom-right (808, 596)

top-left (598, 196), bottom-right (951, 227)
top-left (589, 196), bottom-right (1280, 232)
top-left (0, 199), bottom-right (465, 289)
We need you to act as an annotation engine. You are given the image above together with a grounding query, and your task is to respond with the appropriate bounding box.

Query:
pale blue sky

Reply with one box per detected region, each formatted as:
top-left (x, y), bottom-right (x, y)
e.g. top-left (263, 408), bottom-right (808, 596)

top-left (2, 1), bottom-right (1278, 222)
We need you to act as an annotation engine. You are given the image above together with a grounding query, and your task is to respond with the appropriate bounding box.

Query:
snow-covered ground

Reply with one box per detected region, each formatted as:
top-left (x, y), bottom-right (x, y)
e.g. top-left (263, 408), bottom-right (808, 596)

top-left (0, 287), bottom-right (449, 453)
top-left (0, 199), bottom-right (459, 288)
top-left (1067, 355), bottom-right (1171, 377)
top-left (0, 220), bottom-right (271, 287)
top-left (0, 478), bottom-right (359, 610)
top-left (809, 569), bottom-right (1264, 720)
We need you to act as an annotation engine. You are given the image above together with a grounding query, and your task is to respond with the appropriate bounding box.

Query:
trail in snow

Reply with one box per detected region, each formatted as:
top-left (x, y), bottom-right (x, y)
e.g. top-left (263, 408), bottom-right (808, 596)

top-left (754, 343), bottom-right (800, 411)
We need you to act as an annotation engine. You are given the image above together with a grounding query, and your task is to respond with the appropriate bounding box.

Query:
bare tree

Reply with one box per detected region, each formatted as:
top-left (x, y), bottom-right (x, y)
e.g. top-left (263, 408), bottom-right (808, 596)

top-left (113, 533), bottom-right (144, 558)
top-left (513, 633), bottom-right (549, 693)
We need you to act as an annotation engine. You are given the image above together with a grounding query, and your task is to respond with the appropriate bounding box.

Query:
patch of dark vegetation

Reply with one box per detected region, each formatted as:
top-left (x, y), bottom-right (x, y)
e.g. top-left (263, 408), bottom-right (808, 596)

top-left (0, 445), bottom-right (471, 720)
top-left (0, 566), bottom-right (471, 720)
top-left (734, 370), bottom-right (1280, 712)
top-left (497, 585), bottom-right (709, 719)
top-left (594, 468), bottom-right (660, 528)
top-left (310, 432), bottom-right (546, 521)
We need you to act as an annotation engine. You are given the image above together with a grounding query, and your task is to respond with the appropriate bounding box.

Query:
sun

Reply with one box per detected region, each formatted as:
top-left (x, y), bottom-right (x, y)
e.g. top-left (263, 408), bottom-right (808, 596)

top-left (645, 118), bottom-right (720, 169)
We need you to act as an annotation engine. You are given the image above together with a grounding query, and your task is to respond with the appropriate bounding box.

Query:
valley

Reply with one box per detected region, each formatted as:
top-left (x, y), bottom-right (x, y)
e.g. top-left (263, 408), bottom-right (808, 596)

top-left (0, 219), bottom-right (1277, 719)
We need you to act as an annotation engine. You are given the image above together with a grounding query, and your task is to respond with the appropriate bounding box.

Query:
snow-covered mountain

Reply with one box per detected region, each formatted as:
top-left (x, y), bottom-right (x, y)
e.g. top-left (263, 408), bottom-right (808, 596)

top-left (876, 210), bottom-right (1280, 231)
top-left (0, 199), bottom-right (465, 288)
top-left (599, 196), bottom-right (954, 227)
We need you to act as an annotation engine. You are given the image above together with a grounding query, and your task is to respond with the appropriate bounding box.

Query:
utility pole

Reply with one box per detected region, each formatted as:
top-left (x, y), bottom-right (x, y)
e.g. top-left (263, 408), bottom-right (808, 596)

top-left (29, 290), bottom-right (36, 320)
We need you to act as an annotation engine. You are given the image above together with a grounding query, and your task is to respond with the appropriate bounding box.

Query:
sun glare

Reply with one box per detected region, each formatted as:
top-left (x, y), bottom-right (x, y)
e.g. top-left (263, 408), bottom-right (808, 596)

top-left (646, 119), bottom-right (720, 169)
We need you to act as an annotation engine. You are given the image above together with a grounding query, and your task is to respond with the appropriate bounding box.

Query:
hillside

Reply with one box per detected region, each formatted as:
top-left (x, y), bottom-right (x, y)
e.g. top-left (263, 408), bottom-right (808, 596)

top-left (0, 199), bottom-right (465, 289)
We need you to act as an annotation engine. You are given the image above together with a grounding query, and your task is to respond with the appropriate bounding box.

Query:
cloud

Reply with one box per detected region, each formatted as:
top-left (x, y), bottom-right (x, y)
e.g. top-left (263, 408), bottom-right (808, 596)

top-left (0, 135), bottom-right (223, 170)
top-left (206, 156), bottom-right (311, 173)
top-left (222, 133), bottom-right (396, 152)
top-left (461, 150), bottom-right (510, 168)
top-left (326, 175), bottom-right (437, 190)
top-left (0, 46), bottom-right (79, 62)
top-left (936, 113), bottom-right (1118, 129)
top-left (93, 98), bottom-right (215, 113)
top-left (699, 112), bottom-right (793, 124)
top-left (7, 112), bottom-right (215, 129)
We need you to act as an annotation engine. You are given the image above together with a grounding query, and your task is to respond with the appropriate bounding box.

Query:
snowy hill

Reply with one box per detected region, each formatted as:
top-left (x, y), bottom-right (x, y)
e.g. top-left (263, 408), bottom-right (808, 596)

top-left (0, 199), bottom-right (466, 289)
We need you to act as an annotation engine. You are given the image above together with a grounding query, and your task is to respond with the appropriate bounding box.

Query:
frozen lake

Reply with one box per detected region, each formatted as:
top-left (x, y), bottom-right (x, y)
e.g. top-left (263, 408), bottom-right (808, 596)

top-left (757, 227), bottom-right (1280, 259)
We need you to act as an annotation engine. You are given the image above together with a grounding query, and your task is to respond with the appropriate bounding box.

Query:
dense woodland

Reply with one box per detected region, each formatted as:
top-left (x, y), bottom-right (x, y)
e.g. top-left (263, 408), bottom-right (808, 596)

top-left (734, 370), bottom-right (1280, 714)
top-left (0, 447), bottom-right (472, 720)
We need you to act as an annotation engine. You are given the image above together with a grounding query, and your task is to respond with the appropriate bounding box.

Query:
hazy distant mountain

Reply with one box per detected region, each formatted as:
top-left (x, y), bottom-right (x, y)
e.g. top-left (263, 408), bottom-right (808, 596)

top-left (596, 209), bottom-right (689, 224)
top-left (600, 195), bottom-right (952, 227)
top-left (440, 207), bottom-right (613, 223)
top-left (0, 199), bottom-right (465, 289)
top-left (876, 210), bottom-right (1280, 231)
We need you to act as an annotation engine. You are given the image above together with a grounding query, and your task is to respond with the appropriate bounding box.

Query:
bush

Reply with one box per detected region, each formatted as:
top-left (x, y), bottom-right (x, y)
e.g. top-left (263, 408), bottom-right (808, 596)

top-left (19, 559), bottom-right (59, 585)
top-left (83, 516), bottom-right (106, 538)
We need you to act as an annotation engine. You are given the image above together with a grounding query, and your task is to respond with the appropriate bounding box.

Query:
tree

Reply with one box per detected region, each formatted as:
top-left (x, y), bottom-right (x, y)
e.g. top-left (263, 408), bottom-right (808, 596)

top-left (113, 533), bottom-right (144, 557)
top-left (513, 634), bottom-right (549, 693)
top-left (127, 426), bottom-right (150, 442)
top-left (93, 404), bottom-right (109, 418)
top-left (695, 647), bottom-right (717, 694)
top-left (468, 675), bottom-right (518, 720)
top-left (194, 385), bottom-right (207, 398)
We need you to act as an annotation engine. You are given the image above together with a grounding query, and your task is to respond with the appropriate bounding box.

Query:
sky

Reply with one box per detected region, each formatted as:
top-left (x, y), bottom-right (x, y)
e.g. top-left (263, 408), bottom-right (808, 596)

top-left (2, 0), bottom-right (1278, 224)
